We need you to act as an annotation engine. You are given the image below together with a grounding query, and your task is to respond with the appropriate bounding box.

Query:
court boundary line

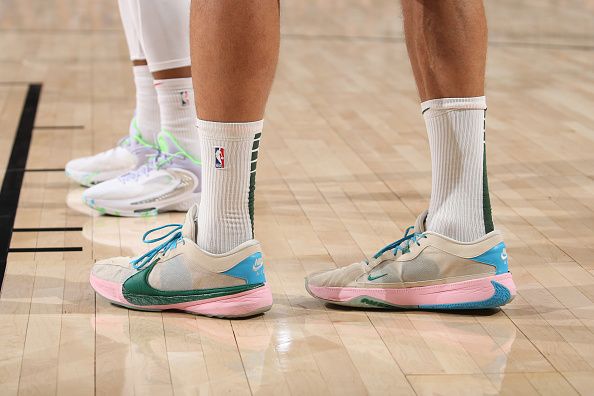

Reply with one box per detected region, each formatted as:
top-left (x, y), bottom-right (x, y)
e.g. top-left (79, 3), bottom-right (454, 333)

top-left (13, 227), bottom-right (83, 232)
top-left (0, 83), bottom-right (42, 291)
top-left (8, 247), bottom-right (82, 253)
top-left (34, 125), bottom-right (84, 130)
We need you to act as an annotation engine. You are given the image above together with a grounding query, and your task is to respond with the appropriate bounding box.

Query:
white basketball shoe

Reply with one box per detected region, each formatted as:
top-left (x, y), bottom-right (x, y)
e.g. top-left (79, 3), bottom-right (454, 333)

top-left (65, 119), bottom-right (156, 187)
top-left (90, 205), bottom-right (273, 317)
top-left (306, 210), bottom-right (516, 310)
top-left (82, 131), bottom-right (201, 217)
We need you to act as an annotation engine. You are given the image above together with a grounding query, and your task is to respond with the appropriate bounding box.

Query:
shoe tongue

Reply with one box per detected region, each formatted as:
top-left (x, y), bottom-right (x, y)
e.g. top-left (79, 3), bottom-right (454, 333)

top-left (414, 210), bottom-right (428, 233)
top-left (181, 204), bottom-right (199, 242)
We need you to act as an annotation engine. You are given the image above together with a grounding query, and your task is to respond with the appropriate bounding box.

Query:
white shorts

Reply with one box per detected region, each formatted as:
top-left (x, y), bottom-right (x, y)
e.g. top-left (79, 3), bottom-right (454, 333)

top-left (118, 0), bottom-right (191, 72)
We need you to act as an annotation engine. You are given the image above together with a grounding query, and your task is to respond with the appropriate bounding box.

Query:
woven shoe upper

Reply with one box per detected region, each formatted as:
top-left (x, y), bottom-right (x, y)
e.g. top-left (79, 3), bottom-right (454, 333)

top-left (306, 211), bottom-right (506, 289)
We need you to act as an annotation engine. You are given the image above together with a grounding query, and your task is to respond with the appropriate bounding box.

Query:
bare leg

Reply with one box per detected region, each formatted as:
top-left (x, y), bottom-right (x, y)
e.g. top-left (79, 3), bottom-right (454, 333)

top-left (402, 0), bottom-right (486, 101)
top-left (152, 66), bottom-right (191, 80)
top-left (304, 1), bottom-right (515, 311)
top-left (403, 0), bottom-right (493, 241)
top-left (86, 2), bottom-right (279, 317)
top-left (190, 0), bottom-right (280, 122)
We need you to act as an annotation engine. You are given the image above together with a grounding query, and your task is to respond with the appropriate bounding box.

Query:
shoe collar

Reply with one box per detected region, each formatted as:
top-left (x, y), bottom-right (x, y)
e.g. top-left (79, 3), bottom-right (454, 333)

top-left (414, 209), bottom-right (428, 233)
top-left (366, 210), bottom-right (503, 268)
top-left (182, 204), bottom-right (199, 242)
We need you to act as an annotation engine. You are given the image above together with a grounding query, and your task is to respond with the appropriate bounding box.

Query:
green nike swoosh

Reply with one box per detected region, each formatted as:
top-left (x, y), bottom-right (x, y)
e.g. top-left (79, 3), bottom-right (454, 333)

top-left (122, 260), bottom-right (263, 306)
top-left (367, 273), bottom-right (388, 281)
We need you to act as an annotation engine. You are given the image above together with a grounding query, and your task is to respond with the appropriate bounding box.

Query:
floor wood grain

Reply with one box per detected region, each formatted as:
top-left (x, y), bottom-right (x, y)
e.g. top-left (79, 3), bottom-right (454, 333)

top-left (0, 1), bottom-right (593, 395)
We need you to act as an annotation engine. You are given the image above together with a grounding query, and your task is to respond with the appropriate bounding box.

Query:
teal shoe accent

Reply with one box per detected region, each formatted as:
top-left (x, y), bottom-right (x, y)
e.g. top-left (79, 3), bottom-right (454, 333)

top-left (373, 226), bottom-right (427, 259)
top-left (367, 273), bottom-right (388, 282)
top-left (129, 224), bottom-right (184, 270)
top-left (470, 242), bottom-right (508, 275)
top-left (223, 252), bottom-right (266, 285)
top-left (419, 280), bottom-right (512, 310)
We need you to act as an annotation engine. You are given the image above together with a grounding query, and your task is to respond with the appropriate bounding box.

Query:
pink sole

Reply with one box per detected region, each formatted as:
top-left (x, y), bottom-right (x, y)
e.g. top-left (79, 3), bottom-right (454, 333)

top-left (307, 273), bottom-right (516, 308)
top-left (90, 274), bottom-right (273, 318)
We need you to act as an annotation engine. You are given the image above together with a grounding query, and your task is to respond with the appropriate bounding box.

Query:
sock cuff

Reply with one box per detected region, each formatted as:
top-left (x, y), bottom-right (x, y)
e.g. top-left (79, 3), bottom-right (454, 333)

top-left (421, 96), bottom-right (487, 113)
top-left (153, 77), bottom-right (194, 90)
top-left (196, 118), bottom-right (263, 139)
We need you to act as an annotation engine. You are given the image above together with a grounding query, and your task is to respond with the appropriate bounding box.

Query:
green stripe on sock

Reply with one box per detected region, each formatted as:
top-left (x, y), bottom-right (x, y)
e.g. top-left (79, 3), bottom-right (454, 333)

top-left (248, 133), bottom-right (260, 238)
top-left (482, 144), bottom-right (494, 233)
top-left (482, 110), bottom-right (494, 233)
top-left (249, 172), bottom-right (256, 238)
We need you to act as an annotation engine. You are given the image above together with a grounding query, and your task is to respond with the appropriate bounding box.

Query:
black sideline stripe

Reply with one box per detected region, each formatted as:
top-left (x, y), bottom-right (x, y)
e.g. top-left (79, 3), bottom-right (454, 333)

top-left (13, 227), bottom-right (83, 232)
top-left (25, 168), bottom-right (65, 172)
top-left (8, 247), bottom-right (82, 253)
top-left (34, 125), bottom-right (84, 130)
top-left (0, 84), bottom-right (42, 290)
top-left (4, 167), bottom-right (65, 173)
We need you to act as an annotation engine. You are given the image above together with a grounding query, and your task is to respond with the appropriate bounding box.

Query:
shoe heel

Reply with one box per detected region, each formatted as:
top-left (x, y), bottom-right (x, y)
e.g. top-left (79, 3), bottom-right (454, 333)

top-left (419, 273), bottom-right (517, 310)
top-left (183, 284), bottom-right (273, 318)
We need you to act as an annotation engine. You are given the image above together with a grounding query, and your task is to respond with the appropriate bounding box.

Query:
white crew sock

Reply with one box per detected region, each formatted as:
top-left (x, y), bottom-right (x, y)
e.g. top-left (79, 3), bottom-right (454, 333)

top-left (154, 77), bottom-right (200, 160)
top-left (196, 119), bottom-right (263, 254)
top-left (132, 65), bottom-right (160, 144)
top-left (422, 96), bottom-right (493, 242)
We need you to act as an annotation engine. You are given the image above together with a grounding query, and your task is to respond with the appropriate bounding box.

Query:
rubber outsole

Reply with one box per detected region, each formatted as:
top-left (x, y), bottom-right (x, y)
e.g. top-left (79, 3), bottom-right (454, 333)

top-left (84, 193), bottom-right (199, 217)
top-left (305, 273), bottom-right (516, 310)
top-left (90, 274), bottom-right (273, 318)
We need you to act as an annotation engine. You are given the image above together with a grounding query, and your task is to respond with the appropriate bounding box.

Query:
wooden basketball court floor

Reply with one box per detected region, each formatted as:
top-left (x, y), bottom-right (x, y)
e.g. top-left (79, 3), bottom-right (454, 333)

top-left (0, 1), bottom-right (593, 395)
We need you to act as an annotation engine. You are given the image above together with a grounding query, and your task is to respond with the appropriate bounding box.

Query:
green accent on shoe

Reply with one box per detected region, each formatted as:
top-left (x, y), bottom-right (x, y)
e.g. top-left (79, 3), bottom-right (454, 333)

top-left (367, 273), bottom-right (388, 281)
top-left (157, 130), bottom-right (202, 165)
top-left (80, 171), bottom-right (99, 186)
top-left (359, 297), bottom-right (396, 308)
top-left (131, 118), bottom-right (157, 148)
top-left (122, 260), bottom-right (264, 306)
top-left (248, 132), bottom-right (261, 238)
top-left (140, 209), bottom-right (157, 217)
top-left (482, 110), bottom-right (494, 233)
top-left (159, 136), bottom-right (169, 153)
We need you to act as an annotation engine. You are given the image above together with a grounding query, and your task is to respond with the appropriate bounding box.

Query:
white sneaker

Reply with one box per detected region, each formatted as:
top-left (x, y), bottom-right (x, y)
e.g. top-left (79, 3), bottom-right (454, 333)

top-left (90, 205), bottom-right (273, 318)
top-left (65, 119), bottom-right (156, 187)
top-left (306, 210), bottom-right (516, 310)
top-left (82, 131), bottom-right (201, 217)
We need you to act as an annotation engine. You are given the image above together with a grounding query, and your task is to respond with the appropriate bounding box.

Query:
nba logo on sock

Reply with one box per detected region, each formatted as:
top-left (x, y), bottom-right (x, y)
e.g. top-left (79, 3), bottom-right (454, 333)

top-left (179, 90), bottom-right (190, 107)
top-left (215, 147), bottom-right (225, 169)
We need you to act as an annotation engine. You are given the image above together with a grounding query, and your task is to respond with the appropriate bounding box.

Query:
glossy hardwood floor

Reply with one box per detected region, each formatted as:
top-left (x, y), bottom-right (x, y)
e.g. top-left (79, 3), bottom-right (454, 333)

top-left (0, 1), bottom-right (593, 395)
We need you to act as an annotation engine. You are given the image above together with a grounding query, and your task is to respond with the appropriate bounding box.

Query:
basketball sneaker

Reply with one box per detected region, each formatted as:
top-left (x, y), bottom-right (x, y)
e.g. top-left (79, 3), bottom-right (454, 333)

top-left (306, 210), bottom-right (516, 310)
top-left (65, 119), bottom-right (156, 187)
top-left (90, 205), bottom-right (273, 317)
top-left (82, 131), bottom-right (201, 217)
